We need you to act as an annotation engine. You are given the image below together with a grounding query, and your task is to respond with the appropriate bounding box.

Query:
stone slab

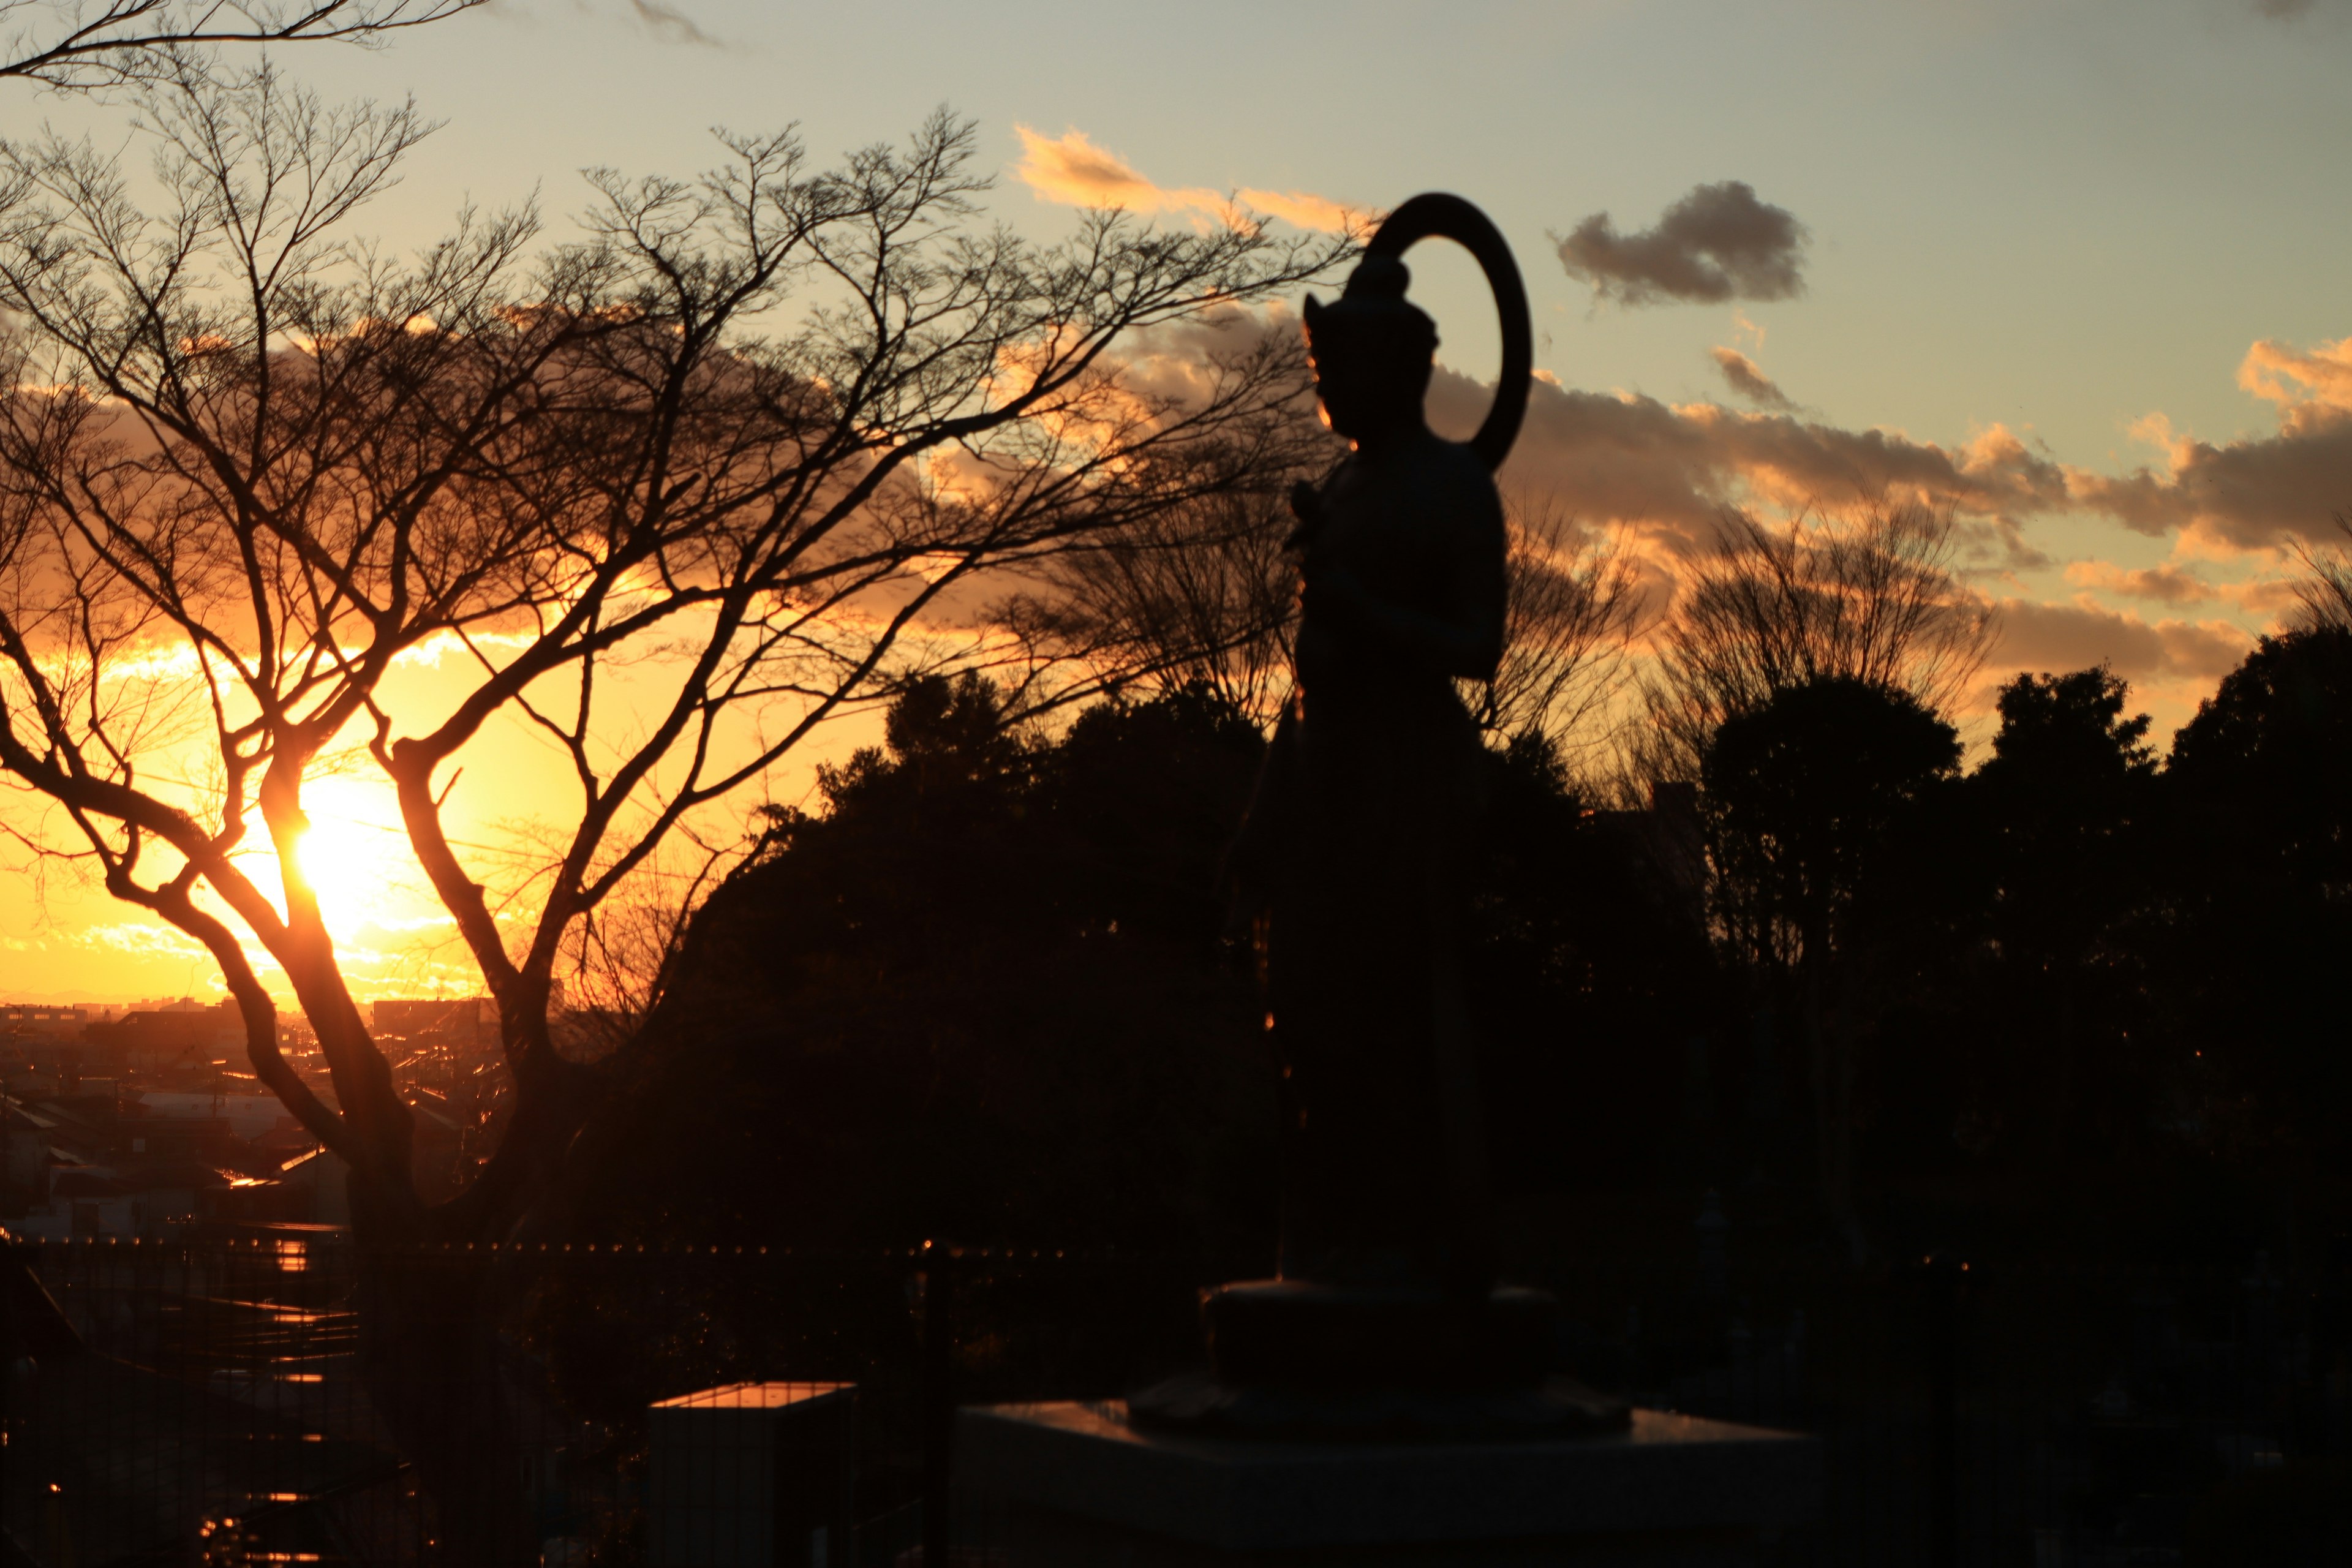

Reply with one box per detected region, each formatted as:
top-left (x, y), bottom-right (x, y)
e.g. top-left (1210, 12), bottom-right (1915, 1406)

top-left (960, 1401), bottom-right (1819, 1561)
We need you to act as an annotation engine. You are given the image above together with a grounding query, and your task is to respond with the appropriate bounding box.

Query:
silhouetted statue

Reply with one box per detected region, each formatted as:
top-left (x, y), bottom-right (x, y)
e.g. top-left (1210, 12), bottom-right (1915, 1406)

top-left (1248, 208), bottom-right (1521, 1295)
top-left (1139, 195), bottom-right (1623, 1436)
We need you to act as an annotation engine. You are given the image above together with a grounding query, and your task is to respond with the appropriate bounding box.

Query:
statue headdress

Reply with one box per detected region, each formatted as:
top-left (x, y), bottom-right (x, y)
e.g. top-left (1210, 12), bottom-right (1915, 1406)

top-left (1302, 252), bottom-right (1438, 371)
top-left (1303, 193), bottom-right (1534, 473)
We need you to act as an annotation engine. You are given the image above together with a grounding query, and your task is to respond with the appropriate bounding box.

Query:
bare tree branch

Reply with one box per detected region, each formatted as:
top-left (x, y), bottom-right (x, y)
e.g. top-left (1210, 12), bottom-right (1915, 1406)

top-left (2287, 512), bottom-right (2352, 633)
top-left (0, 1), bottom-right (480, 91)
top-left (1468, 503), bottom-right (1646, 760)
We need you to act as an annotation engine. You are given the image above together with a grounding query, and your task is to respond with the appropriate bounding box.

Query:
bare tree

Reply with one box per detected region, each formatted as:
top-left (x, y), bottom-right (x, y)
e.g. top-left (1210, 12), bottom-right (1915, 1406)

top-left (1468, 504), bottom-right (1645, 763)
top-left (0, 0), bottom-right (476, 89)
top-left (1634, 500), bottom-right (1991, 1261)
top-left (0, 63), bottom-right (1346, 1556)
top-left (1635, 500), bottom-right (1994, 785)
top-left (1001, 480), bottom-right (1642, 753)
top-left (2288, 512), bottom-right (2352, 632)
top-left (997, 446), bottom-right (1317, 729)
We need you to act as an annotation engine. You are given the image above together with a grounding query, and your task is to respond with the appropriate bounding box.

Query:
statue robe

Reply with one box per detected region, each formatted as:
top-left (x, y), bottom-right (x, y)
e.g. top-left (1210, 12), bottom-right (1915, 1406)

top-left (1237, 428), bottom-right (1507, 1294)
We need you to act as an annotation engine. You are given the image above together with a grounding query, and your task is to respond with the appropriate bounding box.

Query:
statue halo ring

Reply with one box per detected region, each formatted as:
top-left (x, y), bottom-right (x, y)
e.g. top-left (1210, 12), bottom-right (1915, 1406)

top-left (1364, 192), bottom-right (1534, 474)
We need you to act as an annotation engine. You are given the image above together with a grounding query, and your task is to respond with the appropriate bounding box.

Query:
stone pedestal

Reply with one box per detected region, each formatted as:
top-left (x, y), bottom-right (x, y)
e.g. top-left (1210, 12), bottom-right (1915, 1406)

top-left (960, 1401), bottom-right (1818, 1566)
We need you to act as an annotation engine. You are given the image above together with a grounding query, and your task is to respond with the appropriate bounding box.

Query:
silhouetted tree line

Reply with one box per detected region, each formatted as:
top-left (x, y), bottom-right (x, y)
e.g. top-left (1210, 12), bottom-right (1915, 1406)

top-left (1689, 620), bottom-right (2352, 1261)
top-left (573, 511), bottom-right (2352, 1268)
top-left (568, 675), bottom-right (1711, 1256)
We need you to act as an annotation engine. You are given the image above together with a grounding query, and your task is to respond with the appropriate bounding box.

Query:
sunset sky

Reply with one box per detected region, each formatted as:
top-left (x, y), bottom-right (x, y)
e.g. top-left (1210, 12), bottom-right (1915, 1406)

top-left (5, 0), bottom-right (2351, 1002)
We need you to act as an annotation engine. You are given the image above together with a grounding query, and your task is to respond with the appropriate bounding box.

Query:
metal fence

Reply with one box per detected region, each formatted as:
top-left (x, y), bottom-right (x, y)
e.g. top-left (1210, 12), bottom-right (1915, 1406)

top-left (4, 1232), bottom-right (2347, 1566)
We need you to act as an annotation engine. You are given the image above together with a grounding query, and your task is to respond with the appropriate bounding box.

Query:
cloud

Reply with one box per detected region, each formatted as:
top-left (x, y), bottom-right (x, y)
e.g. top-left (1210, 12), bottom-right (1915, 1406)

top-left (1554, 181), bottom-right (1808, 307)
top-left (2062, 558), bottom-right (2310, 620)
top-left (1015, 126), bottom-right (1175, 212)
top-left (1012, 127), bottom-right (1354, 232)
top-left (2062, 560), bottom-right (2214, 605)
top-left (1989, 598), bottom-right (2253, 682)
top-left (2067, 336), bottom-right (2352, 549)
top-left (2216, 577), bottom-right (2308, 616)
top-left (2239, 334), bottom-right (2352, 410)
top-left (1232, 187), bottom-right (1355, 233)
top-left (1427, 368), bottom-right (2073, 555)
top-left (627, 0), bottom-right (720, 46)
top-left (1709, 346), bottom-right (1795, 410)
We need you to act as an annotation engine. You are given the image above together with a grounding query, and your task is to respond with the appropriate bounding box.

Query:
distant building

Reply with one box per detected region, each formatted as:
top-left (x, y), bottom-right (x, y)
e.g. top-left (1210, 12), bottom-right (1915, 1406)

top-left (138, 1091), bottom-right (299, 1143)
top-left (7, 1147), bottom-right (236, 1239)
top-left (2, 1094), bottom-right (59, 1197)
top-left (0, 1003), bottom-right (91, 1037)
top-left (371, 997), bottom-right (493, 1046)
top-left (84, 998), bottom-right (243, 1072)
top-left (0, 1069), bottom-right (340, 1240)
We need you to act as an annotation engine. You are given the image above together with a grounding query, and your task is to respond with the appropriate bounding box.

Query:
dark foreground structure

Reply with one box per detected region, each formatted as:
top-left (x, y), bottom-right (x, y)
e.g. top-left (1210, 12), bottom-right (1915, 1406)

top-left (6, 1233), bottom-right (2349, 1566)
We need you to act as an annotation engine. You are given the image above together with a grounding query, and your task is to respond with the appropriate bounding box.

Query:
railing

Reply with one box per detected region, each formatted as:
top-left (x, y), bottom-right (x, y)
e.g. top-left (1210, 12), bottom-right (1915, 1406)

top-left (4, 1234), bottom-right (2346, 1566)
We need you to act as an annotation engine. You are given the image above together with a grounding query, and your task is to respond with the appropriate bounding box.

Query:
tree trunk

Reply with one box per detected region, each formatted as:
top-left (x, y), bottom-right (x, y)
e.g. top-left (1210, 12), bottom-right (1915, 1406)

top-left (338, 1061), bottom-right (600, 1568)
top-left (352, 1241), bottom-right (537, 1567)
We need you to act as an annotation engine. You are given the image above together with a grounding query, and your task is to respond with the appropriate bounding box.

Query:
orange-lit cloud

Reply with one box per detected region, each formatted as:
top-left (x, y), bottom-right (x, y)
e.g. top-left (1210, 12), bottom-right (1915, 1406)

top-left (1429, 366), bottom-right (2075, 556)
top-left (1988, 597), bottom-right (2252, 683)
top-left (1233, 187), bottom-right (1355, 233)
top-left (2238, 334), bottom-right (2352, 411)
top-left (2062, 557), bottom-right (2307, 620)
top-left (1445, 330), bottom-right (2349, 601)
top-left (2062, 560), bottom-right (2214, 605)
top-left (2067, 335), bottom-right (2352, 550)
top-left (1012, 126), bottom-right (1355, 232)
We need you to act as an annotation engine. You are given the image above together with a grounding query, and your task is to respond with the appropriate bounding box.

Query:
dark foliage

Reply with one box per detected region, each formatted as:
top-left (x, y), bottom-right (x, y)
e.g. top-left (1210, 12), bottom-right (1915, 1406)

top-left (1467, 733), bottom-right (1713, 1188)
top-left (564, 677), bottom-right (1276, 1257)
top-left (559, 628), bottom-right (2352, 1271)
top-left (1697, 678), bottom-right (1963, 1248)
top-left (2152, 628), bottom-right (2352, 1175)
top-left (1978, 668), bottom-right (2158, 1154)
top-left (1701, 676), bottom-right (1964, 969)
top-left (559, 677), bottom-right (1724, 1254)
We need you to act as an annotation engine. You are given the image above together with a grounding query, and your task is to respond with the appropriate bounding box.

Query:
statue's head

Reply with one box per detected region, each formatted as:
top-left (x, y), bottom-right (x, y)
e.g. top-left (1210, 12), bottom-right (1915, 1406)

top-left (1302, 253), bottom-right (1436, 443)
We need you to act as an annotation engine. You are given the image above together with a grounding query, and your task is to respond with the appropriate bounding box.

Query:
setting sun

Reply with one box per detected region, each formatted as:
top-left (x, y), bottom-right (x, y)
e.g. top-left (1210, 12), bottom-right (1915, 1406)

top-left (282, 780), bottom-right (415, 948)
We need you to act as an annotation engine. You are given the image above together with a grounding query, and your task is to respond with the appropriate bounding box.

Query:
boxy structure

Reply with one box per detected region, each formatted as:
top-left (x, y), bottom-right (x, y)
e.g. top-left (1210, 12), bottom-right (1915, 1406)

top-left (646, 1382), bottom-right (854, 1568)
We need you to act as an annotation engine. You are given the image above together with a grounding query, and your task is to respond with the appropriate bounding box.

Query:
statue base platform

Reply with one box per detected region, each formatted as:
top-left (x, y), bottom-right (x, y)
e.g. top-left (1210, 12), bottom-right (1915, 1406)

top-left (1202, 1280), bottom-right (1559, 1389)
top-left (1128, 1371), bottom-right (1629, 1443)
top-left (960, 1401), bottom-right (1821, 1566)
top-left (1127, 1279), bottom-right (1630, 1440)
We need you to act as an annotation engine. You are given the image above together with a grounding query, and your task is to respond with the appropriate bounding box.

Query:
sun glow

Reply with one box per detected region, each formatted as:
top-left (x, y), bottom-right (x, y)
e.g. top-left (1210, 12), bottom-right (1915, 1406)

top-left (284, 780), bottom-right (413, 944)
